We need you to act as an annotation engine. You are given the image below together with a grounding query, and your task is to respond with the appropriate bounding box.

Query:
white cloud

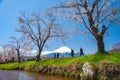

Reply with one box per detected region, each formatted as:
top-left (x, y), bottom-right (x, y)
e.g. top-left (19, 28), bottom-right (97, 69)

top-left (0, 47), bottom-right (4, 52)
top-left (41, 51), bottom-right (53, 56)
top-left (0, 46), bottom-right (72, 56)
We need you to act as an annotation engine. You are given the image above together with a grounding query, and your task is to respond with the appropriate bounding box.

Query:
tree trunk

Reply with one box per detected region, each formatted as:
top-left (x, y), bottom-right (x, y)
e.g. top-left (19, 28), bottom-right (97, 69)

top-left (17, 50), bottom-right (21, 63)
top-left (36, 40), bottom-right (47, 61)
top-left (36, 46), bottom-right (42, 61)
top-left (95, 35), bottom-right (105, 53)
top-left (36, 51), bottom-right (41, 61)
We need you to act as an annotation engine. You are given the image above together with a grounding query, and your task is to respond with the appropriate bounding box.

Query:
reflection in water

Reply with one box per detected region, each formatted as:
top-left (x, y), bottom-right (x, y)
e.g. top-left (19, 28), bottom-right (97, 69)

top-left (17, 71), bottom-right (35, 80)
top-left (0, 70), bottom-right (75, 80)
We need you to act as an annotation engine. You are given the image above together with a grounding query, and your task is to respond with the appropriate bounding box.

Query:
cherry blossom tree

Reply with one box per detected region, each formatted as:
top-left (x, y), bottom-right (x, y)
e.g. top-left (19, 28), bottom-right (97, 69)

top-left (1, 43), bottom-right (13, 62)
top-left (9, 35), bottom-right (32, 63)
top-left (54, 0), bottom-right (120, 53)
top-left (15, 10), bottom-right (67, 61)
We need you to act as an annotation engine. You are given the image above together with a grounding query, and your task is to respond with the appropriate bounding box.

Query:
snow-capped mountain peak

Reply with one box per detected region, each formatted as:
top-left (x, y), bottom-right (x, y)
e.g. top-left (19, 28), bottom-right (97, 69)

top-left (41, 46), bottom-right (71, 56)
top-left (53, 46), bottom-right (71, 53)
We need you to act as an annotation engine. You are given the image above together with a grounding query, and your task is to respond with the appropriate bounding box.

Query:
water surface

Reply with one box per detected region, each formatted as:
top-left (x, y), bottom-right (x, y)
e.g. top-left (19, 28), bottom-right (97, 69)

top-left (0, 70), bottom-right (75, 80)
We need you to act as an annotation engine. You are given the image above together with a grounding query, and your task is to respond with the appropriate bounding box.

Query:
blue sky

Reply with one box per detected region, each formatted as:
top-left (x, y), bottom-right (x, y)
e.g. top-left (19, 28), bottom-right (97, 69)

top-left (0, 0), bottom-right (120, 54)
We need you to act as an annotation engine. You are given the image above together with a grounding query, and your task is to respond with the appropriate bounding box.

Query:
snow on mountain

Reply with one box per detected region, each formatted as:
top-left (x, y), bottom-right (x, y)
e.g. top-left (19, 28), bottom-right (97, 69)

top-left (53, 46), bottom-right (71, 53)
top-left (41, 46), bottom-right (71, 55)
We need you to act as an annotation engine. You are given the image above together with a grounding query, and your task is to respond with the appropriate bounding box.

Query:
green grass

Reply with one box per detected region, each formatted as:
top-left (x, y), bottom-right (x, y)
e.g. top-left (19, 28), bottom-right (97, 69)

top-left (36, 52), bottom-right (120, 65)
top-left (0, 52), bottom-right (120, 70)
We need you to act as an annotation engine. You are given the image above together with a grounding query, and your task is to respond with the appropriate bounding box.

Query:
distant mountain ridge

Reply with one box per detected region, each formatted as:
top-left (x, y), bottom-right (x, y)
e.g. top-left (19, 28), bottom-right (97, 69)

top-left (41, 46), bottom-right (80, 57)
top-left (43, 52), bottom-right (80, 58)
top-left (20, 46), bottom-right (80, 57)
top-left (41, 46), bottom-right (71, 56)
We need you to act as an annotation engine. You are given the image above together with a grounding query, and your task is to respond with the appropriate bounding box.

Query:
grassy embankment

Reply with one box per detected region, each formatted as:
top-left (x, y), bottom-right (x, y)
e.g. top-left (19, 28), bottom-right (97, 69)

top-left (0, 52), bottom-right (120, 79)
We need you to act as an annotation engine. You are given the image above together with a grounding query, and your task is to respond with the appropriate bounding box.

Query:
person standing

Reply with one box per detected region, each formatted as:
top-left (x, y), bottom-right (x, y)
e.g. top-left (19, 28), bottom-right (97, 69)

top-left (57, 53), bottom-right (59, 58)
top-left (80, 47), bottom-right (84, 56)
top-left (71, 49), bottom-right (74, 57)
top-left (54, 53), bottom-right (56, 59)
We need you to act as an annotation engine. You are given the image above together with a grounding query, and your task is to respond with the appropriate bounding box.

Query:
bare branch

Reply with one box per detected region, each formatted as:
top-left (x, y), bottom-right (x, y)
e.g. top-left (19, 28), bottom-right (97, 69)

top-left (53, 3), bottom-right (84, 9)
top-left (9, 35), bottom-right (32, 62)
top-left (15, 10), bottom-right (68, 61)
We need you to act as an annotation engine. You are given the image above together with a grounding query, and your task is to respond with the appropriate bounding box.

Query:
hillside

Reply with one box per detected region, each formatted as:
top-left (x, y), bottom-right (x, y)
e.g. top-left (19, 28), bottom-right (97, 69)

top-left (0, 52), bottom-right (120, 80)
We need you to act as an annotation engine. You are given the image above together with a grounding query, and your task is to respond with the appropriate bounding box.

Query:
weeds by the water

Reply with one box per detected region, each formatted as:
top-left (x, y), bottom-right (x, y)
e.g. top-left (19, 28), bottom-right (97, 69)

top-left (0, 52), bottom-right (120, 80)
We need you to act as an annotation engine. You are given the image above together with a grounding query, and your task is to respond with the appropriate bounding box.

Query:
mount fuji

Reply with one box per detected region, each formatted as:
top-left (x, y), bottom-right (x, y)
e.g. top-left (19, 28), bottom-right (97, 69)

top-left (41, 46), bottom-right (80, 57)
top-left (53, 46), bottom-right (71, 53)
top-left (41, 46), bottom-right (71, 55)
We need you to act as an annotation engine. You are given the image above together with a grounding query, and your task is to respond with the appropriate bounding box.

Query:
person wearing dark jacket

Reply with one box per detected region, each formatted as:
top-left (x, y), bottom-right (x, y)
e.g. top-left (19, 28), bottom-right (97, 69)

top-left (71, 49), bottom-right (74, 57)
top-left (80, 47), bottom-right (84, 56)
top-left (57, 53), bottom-right (59, 58)
top-left (54, 53), bottom-right (56, 59)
